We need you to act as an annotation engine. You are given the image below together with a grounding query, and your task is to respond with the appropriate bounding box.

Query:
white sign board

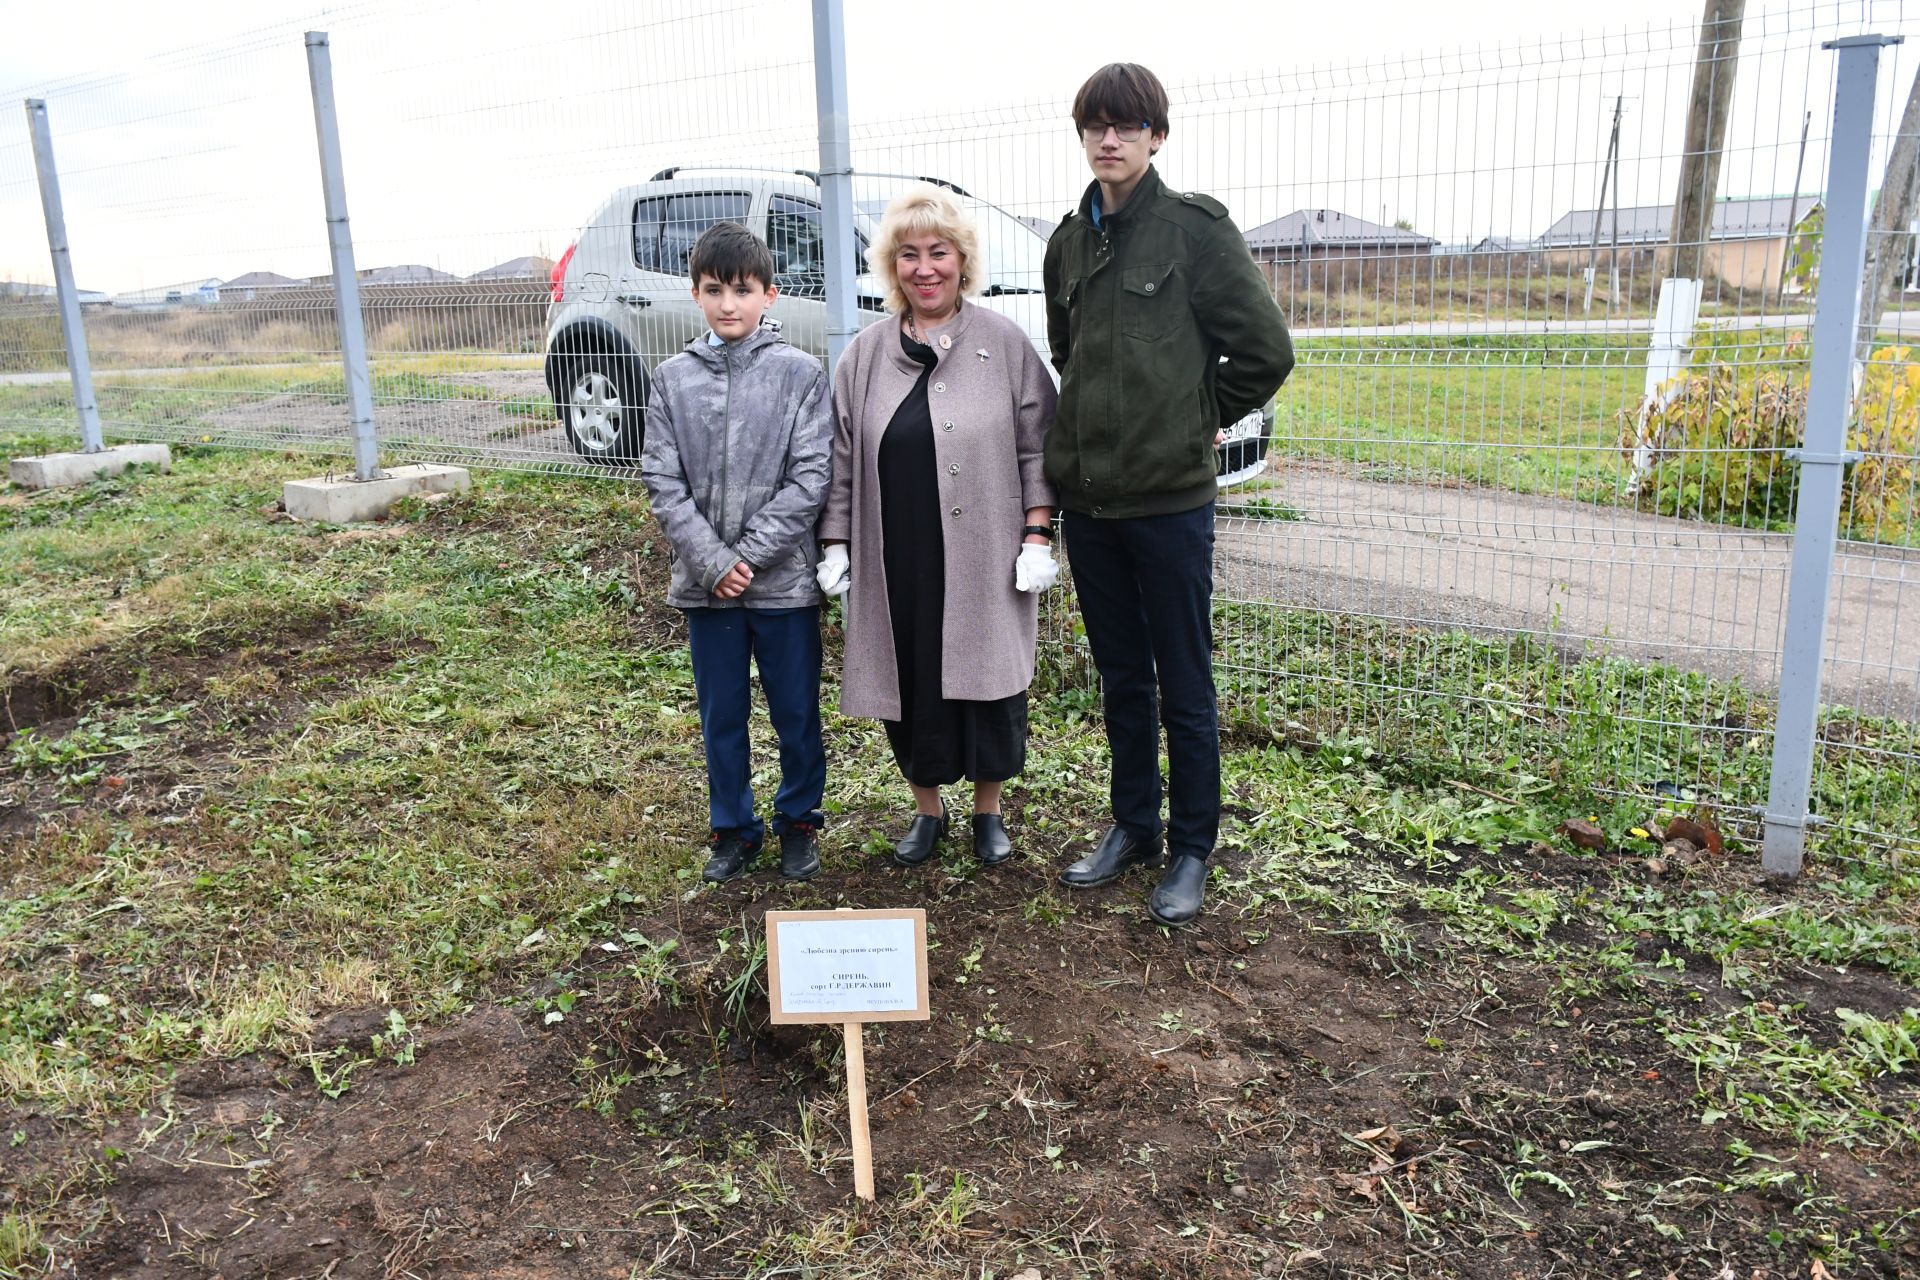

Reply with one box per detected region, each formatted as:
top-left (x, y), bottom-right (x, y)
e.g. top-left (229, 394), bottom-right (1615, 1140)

top-left (765, 909), bottom-right (929, 1025)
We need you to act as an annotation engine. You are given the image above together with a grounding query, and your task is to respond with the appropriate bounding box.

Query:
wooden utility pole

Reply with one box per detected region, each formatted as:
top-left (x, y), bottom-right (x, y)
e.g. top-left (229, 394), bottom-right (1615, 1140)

top-left (1584, 96), bottom-right (1625, 313)
top-left (1667, 0), bottom-right (1747, 279)
top-left (1857, 69), bottom-right (1920, 362)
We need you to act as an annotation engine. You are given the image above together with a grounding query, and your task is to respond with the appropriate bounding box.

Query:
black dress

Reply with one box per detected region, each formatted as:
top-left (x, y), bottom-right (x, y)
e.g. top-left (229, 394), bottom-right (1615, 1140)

top-left (878, 327), bottom-right (1027, 787)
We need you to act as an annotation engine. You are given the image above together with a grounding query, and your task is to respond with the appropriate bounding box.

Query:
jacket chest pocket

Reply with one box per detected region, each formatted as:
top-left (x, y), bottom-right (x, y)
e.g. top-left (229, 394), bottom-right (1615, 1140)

top-left (1121, 262), bottom-right (1182, 340)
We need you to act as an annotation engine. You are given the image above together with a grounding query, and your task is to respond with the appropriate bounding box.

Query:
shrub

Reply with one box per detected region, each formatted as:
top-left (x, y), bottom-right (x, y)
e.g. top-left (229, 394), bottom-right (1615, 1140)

top-left (1618, 361), bottom-right (1804, 528)
top-left (1620, 345), bottom-right (1920, 541)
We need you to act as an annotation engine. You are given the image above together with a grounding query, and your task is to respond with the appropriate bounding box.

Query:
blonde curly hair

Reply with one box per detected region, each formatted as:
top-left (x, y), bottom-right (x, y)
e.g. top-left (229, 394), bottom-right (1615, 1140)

top-left (866, 184), bottom-right (986, 314)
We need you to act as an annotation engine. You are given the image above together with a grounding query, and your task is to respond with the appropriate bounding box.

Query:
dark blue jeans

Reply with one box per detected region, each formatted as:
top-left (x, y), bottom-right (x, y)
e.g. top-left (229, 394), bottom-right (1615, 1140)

top-left (1062, 503), bottom-right (1219, 862)
top-left (684, 606), bottom-right (826, 844)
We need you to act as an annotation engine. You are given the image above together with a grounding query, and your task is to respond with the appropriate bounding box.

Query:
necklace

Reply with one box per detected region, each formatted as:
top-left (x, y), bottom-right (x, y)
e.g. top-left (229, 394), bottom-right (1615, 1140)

top-left (904, 300), bottom-right (958, 346)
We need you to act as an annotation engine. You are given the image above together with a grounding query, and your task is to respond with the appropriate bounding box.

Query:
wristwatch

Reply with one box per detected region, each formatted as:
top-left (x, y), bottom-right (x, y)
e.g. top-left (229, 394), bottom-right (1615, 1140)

top-left (1022, 524), bottom-right (1054, 541)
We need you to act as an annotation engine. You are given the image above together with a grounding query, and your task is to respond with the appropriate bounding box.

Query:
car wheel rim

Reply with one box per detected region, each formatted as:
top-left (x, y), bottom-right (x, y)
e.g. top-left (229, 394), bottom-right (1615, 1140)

top-left (569, 371), bottom-right (622, 451)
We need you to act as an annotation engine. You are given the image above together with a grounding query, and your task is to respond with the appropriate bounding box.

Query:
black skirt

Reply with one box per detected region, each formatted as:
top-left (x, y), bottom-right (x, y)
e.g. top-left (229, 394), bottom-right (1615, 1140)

top-left (878, 327), bottom-right (1027, 787)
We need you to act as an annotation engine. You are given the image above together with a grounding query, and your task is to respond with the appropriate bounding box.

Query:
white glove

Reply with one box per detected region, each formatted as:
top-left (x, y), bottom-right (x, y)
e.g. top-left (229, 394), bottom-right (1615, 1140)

top-left (816, 544), bottom-right (851, 597)
top-left (1013, 543), bottom-right (1059, 593)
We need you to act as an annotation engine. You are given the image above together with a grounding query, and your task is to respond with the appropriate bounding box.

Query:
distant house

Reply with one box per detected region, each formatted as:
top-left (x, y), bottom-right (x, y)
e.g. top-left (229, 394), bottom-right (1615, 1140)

top-left (467, 255), bottom-right (555, 282)
top-left (1242, 209), bottom-right (1438, 263)
top-left (223, 270), bottom-right (302, 300)
top-left (360, 264), bottom-right (459, 286)
top-left (112, 277), bottom-right (223, 309)
top-left (6, 282), bottom-right (111, 305)
top-left (1535, 196), bottom-right (1820, 290)
top-left (1464, 235), bottom-right (1542, 269)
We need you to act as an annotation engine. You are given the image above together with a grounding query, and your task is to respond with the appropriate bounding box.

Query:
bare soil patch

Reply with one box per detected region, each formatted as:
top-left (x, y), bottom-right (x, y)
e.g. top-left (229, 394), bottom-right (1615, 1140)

top-left (23, 845), bottom-right (1914, 1279)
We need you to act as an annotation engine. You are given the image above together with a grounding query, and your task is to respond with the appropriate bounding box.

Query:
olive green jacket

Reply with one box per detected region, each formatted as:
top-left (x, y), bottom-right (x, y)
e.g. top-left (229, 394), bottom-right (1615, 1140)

top-left (1042, 164), bottom-right (1294, 517)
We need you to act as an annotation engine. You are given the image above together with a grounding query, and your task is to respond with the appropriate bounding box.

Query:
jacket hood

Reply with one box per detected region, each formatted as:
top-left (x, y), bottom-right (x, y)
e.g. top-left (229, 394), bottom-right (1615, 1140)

top-left (684, 320), bottom-right (786, 370)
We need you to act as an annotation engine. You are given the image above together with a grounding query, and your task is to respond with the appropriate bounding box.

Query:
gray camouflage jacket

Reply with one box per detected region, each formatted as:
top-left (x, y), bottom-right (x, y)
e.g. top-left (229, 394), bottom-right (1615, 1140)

top-left (641, 326), bottom-right (833, 610)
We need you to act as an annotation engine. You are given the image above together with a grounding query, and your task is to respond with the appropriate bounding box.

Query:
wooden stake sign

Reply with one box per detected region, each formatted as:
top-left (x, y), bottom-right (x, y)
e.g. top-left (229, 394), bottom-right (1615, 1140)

top-left (765, 908), bottom-right (929, 1200)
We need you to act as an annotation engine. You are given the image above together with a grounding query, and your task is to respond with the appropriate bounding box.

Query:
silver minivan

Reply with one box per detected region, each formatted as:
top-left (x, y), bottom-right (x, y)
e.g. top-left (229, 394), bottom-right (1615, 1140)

top-left (541, 166), bottom-right (1272, 480)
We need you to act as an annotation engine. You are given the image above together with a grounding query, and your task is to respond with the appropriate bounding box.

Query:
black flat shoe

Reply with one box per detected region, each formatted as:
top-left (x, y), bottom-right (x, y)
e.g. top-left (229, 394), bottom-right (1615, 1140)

top-left (892, 808), bottom-right (949, 867)
top-left (1058, 826), bottom-right (1164, 888)
top-left (702, 832), bottom-right (762, 884)
top-left (1147, 854), bottom-right (1209, 926)
top-left (779, 822), bottom-right (820, 881)
top-left (972, 813), bottom-right (1013, 866)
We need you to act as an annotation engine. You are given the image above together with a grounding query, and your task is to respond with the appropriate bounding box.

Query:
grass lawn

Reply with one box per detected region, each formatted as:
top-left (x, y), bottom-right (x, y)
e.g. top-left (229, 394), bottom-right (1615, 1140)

top-left (2, 432), bottom-right (1918, 1278)
top-left (1277, 336), bottom-right (1651, 505)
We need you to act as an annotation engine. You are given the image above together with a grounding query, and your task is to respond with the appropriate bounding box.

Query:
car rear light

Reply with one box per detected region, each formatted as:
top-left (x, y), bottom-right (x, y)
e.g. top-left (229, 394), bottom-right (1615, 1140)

top-left (550, 243), bottom-right (576, 303)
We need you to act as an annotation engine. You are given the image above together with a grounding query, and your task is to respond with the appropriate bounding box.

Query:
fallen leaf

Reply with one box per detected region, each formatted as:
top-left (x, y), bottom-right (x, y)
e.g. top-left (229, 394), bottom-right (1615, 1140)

top-left (1559, 818), bottom-right (1608, 851)
top-left (1666, 811), bottom-right (1724, 856)
top-left (1809, 1261), bottom-right (1835, 1279)
top-left (1331, 1170), bottom-right (1380, 1203)
top-left (1351, 1124), bottom-right (1404, 1153)
top-left (1009, 1270), bottom-right (1043, 1280)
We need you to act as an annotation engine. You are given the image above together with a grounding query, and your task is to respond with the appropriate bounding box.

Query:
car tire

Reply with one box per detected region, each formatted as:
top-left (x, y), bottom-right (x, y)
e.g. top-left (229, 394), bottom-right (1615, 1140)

top-left (554, 343), bottom-right (648, 465)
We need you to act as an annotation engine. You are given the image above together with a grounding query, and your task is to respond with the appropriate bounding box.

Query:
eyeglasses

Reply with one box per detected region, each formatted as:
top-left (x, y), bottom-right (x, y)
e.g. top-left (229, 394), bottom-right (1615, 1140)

top-left (1080, 120), bottom-right (1150, 143)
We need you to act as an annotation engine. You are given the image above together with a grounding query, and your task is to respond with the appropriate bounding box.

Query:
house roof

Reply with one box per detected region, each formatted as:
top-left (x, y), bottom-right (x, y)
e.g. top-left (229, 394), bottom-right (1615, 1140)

top-left (1536, 195), bottom-right (1819, 248)
top-left (1243, 209), bottom-right (1438, 251)
top-left (224, 271), bottom-right (302, 288)
top-left (361, 263), bottom-right (459, 285)
top-left (467, 255), bottom-right (555, 281)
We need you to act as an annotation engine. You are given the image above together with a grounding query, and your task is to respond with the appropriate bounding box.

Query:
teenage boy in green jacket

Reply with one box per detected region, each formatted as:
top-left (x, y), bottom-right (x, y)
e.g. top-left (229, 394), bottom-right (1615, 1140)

top-left (1044, 62), bottom-right (1293, 926)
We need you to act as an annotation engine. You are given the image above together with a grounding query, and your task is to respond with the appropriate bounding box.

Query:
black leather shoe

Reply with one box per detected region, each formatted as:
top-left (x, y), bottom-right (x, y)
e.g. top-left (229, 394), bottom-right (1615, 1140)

top-left (892, 808), bottom-right (949, 867)
top-left (779, 822), bottom-right (820, 881)
top-left (702, 832), bottom-right (762, 884)
top-left (1058, 826), bottom-right (1165, 888)
top-left (972, 813), bottom-right (1013, 866)
top-left (1147, 854), bottom-right (1209, 926)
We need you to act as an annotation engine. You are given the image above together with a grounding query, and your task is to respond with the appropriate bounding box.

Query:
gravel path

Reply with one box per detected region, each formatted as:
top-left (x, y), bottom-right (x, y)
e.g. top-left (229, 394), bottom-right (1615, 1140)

top-left (1218, 461), bottom-right (1920, 717)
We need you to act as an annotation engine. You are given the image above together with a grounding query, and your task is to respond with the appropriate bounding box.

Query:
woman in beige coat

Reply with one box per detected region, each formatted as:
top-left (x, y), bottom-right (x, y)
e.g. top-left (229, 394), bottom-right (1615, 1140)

top-left (818, 185), bottom-right (1059, 869)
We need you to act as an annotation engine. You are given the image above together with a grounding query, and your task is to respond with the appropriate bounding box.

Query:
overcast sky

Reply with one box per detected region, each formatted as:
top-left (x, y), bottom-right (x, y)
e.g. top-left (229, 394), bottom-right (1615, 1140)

top-left (3, 0), bottom-right (1916, 292)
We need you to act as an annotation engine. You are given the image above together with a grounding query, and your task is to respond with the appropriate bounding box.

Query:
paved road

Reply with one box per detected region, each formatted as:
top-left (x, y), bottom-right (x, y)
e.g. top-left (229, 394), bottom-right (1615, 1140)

top-left (1218, 461), bottom-right (1920, 717)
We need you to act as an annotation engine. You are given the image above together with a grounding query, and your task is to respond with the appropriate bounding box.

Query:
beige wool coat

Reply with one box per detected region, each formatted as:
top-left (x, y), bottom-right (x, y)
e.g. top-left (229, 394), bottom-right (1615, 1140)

top-left (821, 304), bottom-right (1058, 720)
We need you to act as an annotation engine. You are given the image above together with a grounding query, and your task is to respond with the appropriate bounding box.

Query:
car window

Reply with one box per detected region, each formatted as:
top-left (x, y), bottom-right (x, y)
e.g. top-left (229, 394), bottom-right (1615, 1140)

top-left (632, 196), bottom-right (667, 271)
top-left (767, 194), bottom-right (872, 299)
top-left (768, 195), bottom-right (825, 298)
top-left (658, 191), bottom-right (751, 276)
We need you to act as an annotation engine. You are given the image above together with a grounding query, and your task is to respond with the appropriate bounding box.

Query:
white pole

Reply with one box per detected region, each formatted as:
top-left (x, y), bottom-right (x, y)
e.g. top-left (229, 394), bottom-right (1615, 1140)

top-left (811, 0), bottom-right (858, 376)
top-left (25, 98), bottom-right (104, 454)
top-left (304, 32), bottom-right (381, 483)
top-left (1761, 35), bottom-right (1902, 877)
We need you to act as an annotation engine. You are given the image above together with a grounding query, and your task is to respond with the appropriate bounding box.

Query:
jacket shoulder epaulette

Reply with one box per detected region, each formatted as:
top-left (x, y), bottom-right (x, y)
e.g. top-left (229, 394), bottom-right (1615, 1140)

top-left (1162, 187), bottom-right (1229, 220)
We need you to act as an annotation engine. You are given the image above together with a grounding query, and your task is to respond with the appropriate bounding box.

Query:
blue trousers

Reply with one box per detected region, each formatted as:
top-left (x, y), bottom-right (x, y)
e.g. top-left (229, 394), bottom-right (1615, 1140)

top-left (684, 606), bottom-right (825, 844)
top-left (1061, 503), bottom-right (1220, 862)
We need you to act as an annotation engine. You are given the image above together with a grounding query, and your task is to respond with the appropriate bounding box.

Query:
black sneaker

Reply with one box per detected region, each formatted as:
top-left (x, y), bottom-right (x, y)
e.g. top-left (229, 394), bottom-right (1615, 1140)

top-left (702, 832), bottom-right (762, 884)
top-left (779, 822), bottom-right (821, 881)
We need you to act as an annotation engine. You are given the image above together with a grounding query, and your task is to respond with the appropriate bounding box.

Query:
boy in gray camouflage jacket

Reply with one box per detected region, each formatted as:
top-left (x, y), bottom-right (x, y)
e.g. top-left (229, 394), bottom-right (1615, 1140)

top-left (640, 221), bottom-right (833, 884)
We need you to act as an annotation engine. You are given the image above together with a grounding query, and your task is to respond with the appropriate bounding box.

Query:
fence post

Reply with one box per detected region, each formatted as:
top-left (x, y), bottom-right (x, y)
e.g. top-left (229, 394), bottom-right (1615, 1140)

top-left (810, 0), bottom-right (857, 376)
top-left (24, 98), bottom-right (103, 454)
top-left (303, 31), bottom-right (380, 483)
top-left (1761, 34), bottom-right (1901, 878)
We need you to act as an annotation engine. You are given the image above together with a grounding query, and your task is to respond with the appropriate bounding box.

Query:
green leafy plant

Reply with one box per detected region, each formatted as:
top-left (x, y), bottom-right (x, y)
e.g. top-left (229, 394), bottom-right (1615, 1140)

top-left (1619, 361), bottom-right (1804, 528)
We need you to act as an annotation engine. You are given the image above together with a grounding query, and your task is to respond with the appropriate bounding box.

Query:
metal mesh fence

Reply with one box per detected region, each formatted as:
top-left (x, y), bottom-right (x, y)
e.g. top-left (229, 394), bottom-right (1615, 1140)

top-left (3, 0), bottom-right (1917, 860)
top-left (840, 2), bottom-right (1920, 860)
